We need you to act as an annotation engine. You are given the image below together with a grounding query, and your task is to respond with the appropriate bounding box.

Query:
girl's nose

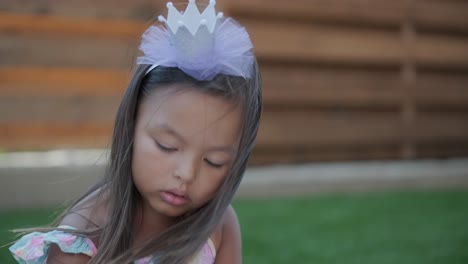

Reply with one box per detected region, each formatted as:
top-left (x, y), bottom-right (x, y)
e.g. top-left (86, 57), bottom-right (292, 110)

top-left (174, 156), bottom-right (199, 183)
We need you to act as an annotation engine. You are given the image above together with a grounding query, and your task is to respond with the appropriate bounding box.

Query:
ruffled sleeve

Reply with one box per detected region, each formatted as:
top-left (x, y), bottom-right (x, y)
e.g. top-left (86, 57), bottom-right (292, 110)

top-left (9, 225), bottom-right (97, 264)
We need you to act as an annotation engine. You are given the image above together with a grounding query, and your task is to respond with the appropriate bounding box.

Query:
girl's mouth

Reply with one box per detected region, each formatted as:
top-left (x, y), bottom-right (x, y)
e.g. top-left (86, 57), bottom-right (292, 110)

top-left (160, 190), bottom-right (189, 206)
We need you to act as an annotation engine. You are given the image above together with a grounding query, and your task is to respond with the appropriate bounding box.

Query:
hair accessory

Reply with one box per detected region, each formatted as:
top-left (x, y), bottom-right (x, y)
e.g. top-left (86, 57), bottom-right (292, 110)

top-left (136, 0), bottom-right (255, 81)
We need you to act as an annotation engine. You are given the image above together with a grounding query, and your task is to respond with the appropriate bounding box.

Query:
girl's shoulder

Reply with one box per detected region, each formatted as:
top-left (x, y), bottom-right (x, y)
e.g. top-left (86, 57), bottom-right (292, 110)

top-left (61, 187), bottom-right (110, 231)
top-left (9, 225), bottom-right (97, 263)
top-left (210, 204), bottom-right (242, 262)
top-left (9, 190), bottom-right (108, 263)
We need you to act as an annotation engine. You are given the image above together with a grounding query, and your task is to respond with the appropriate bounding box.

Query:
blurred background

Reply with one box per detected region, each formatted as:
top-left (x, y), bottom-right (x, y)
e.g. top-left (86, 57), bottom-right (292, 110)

top-left (1, 0), bottom-right (468, 263)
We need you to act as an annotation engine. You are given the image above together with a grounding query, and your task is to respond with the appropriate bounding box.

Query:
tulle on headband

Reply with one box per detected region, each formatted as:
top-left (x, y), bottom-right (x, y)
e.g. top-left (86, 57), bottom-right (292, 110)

top-left (136, 1), bottom-right (255, 81)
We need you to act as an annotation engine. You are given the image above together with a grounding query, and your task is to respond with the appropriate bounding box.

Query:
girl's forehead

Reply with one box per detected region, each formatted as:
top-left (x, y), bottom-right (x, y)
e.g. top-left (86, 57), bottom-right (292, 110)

top-left (138, 86), bottom-right (242, 145)
top-left (141, 84), bottom-right (237, 116)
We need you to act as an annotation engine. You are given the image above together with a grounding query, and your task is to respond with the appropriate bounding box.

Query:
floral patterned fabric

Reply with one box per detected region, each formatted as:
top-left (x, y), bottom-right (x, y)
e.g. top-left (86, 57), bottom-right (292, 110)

top-left (10, 225), bottom-right (216, 264)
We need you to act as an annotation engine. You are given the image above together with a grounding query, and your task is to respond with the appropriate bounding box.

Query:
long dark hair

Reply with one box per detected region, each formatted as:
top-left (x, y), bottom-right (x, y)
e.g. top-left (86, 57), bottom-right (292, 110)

top-left (28, 62), bottom-right (262, 263)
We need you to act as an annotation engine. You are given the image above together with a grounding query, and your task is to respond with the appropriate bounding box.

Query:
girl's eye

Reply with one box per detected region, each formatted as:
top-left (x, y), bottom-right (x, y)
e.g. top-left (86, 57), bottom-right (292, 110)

top-left (155, 141), bottom-right (177, 152)
top-left (205, 159), bottom-right (224, 169)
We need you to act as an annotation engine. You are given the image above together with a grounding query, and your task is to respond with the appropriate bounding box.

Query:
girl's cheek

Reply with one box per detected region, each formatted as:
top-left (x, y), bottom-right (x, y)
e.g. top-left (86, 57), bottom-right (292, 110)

top-left (149, 152), bottom-right (179, 174)
top-left (205, 170), bottom-right (228, 191)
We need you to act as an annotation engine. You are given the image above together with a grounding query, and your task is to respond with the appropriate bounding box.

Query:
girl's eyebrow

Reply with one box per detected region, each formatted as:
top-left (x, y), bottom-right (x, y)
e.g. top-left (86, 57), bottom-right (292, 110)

top-left (207, 145), bottom-right (237, 155)
top-left (156, 123), bottom-right (236, 154)
top-left (156, 123), bottom-right (187, 144)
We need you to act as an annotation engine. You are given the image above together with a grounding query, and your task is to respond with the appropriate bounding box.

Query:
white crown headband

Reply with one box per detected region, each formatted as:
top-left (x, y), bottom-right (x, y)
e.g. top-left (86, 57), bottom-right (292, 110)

top-left (136, 0), bottom-right (255, 81)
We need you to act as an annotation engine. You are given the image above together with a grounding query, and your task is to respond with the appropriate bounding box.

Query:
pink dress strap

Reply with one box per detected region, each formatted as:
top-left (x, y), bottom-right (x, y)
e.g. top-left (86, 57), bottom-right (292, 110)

top-left (136, 238), bottom-right (216, 264)
top-left (190, 238), bottom-right (216, 264)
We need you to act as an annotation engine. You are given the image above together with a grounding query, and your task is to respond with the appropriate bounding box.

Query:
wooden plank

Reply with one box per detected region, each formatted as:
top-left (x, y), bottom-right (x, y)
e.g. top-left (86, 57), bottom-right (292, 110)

top-left (415, 0), bottom-right (468, 33)
top-left (0, 34), bottom-right (136, 69)
top-left (0, 67), bottom-right (129, 96)
top-left (244, 19), bottom-right (404, 65)
top-left (228, 0), bottom-right (405, 26)
top-left (413, 71), bottom-right (468, 107)
top-left (0, 123), bottom-right (112, 150)
top-left (252, 140), bottom-right (468, 164)
top-left (262, 64), bottom-right (402, 107)
top-left (0, 12), bottom-right (146, 38)
top-left (0, 0), bottom-right (165, 21)
top-left (411, 112), bottom-right (468, 142)
top-left (0, 13), bottom-right (404, 65)
top-left (256, 110), bottom-right (402, 147)
top-left (0, 96), bottom-right (119, 122)
top-left (415, 33), bottom-right (468, 68)
top-left (251, 145), bottom-right (401, 164)
top-left (416, 142), bottom-right (468, 159)
top-left (0, 1), bottom-right (221, 21)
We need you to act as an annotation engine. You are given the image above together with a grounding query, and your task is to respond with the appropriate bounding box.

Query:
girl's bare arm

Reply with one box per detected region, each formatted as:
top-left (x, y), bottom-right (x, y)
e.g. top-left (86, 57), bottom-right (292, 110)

top-left (215, 205), bottom-right (242, 264)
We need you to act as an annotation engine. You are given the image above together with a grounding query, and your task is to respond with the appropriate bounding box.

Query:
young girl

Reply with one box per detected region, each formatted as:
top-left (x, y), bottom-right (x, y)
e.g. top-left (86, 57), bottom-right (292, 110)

top-left (9, 0), bottom-right (262, 263)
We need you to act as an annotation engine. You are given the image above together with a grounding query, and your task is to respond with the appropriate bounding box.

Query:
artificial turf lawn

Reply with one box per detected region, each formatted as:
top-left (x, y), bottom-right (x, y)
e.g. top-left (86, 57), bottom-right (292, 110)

top-left (1, 191), bottom-right (467, 263)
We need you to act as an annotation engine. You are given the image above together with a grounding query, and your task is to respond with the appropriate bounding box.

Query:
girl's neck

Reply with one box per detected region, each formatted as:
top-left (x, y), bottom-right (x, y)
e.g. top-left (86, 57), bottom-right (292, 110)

top-left (133, 200), bottom-right (177, 245)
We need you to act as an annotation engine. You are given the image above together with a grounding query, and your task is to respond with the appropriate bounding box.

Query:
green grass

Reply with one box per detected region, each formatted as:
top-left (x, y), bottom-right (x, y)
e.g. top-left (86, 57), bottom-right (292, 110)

top-left (235, 191), bottom-right (468, 264)
top-left (1, 208), bottom-right (60, 263)
top-left (2, 191), bottom-right (467, 263)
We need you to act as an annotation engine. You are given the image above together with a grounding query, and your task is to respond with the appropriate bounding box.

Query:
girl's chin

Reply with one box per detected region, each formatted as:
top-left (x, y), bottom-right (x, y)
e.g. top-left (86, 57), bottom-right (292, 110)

top-left (148, 199), bottom-right (189, 218)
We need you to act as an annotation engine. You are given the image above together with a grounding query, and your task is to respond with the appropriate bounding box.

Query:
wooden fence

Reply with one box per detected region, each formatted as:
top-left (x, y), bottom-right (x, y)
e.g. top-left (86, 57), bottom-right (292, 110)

top-left (1, 0), bottom-right (468, 164)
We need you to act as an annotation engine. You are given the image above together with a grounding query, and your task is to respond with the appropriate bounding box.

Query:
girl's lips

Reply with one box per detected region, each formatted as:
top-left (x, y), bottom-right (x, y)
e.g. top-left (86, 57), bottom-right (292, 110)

top-left (160, 191), bottom-right (189, 206)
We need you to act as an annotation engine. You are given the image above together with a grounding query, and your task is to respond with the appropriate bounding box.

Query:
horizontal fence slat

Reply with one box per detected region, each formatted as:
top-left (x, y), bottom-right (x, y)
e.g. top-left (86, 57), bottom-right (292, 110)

top-left (415, 34), bottom-right (468, 68)
top-left (257, 110), bottom-right (402, 147)
top-left (228, 0), bottom-right (405, 26)
top-left (416, 142), bottom-right (468, 158)
top-left (414, 71), bottom-right (468, 108)
top-left (412, 112), bottom-right (468, 142)
top-left (244, 19), bottom-right (403, 65)
top-left (0, 0), bottom-right (165, 21)
top-left (415, 0), bottom-right (468, 33)
top-left (251, 145), bottom-right (401, 164)
top-left (0, 67), bottom-right (129, 96)
top-left (0, 34), bottom-right (136, 69)
top-left (0, 123), bottom-right (112, 149)
top-left (0, 12), bottom-right (145, 38)
top-left (262, 65), bottom-right (402, 108)
top-left (0, 96), bottom-right (119, 122)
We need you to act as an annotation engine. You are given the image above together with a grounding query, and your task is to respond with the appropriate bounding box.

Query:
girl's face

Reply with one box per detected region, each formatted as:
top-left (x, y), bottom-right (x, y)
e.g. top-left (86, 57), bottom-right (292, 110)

top-left (132, 85), bottom-right (242, 218)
